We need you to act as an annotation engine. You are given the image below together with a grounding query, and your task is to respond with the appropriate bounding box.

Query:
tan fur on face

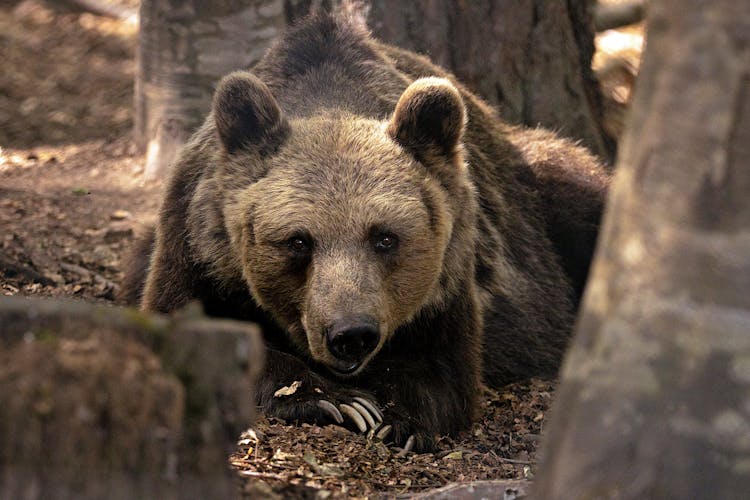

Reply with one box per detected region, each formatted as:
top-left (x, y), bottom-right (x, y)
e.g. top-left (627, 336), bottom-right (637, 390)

top-left (222, 115), bottom-right (460, 370)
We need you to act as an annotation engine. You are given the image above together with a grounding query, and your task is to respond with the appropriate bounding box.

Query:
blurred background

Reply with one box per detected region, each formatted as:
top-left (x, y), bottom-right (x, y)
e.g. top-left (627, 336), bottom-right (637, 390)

top-left (0, 0), bottom-right (643, 158)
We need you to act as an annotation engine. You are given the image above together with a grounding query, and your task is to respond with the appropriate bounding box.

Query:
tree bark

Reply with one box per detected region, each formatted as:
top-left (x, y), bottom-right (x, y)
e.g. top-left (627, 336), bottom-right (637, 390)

top-left (534, 0), bottom-right (750, 498)
top-left (594, 0), bottom-right (647, 31)
top-left (0, 296), bottom-right (263, 500)
top-left (136, 0), bottom-right (613, 180)
top-left (135, 0), bottom-right (287, 179)
top-left (367, 0), bottom-right (614, 162)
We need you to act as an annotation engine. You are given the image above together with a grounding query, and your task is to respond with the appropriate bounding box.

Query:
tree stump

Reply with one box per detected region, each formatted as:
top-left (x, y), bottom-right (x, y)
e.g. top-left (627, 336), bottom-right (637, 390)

top-left (0, 297), bottom-right (264, 500)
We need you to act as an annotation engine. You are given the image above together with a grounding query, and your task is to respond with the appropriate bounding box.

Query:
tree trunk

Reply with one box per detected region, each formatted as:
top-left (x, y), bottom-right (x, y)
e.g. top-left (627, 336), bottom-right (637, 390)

top-left (367, 0), bottom-right (614, 162)
top-left (135, 0), bottom-right (287, 179)
top-left (594, 0), bottom-right (646, 31)
top-left (0, 296), bottom-right (263, 500)
top-left (136, 0), bottom-right (613, 180)
top-left (534, 0), bottom-right (750, 498)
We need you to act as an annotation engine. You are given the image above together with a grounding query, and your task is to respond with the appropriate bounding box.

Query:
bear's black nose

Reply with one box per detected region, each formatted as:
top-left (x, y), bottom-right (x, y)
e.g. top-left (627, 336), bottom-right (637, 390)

top-left (326, 316), bottom-right (380, 365)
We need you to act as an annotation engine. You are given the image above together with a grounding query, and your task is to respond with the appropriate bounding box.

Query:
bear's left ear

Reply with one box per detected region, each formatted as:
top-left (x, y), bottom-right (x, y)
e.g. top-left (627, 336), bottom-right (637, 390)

top-left (387, 77), bottom-right (466, 160)
top-left (213, 71), bottom-right (289, 155)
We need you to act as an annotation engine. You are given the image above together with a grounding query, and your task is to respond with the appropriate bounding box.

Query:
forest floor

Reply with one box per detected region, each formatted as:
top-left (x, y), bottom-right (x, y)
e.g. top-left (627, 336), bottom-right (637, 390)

top-left (0, 1), bottom-right (640, 497)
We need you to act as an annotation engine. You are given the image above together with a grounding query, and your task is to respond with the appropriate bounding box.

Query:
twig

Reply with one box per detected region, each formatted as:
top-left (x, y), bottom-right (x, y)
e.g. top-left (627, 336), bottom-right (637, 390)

top-left (487, 450), bottom-right (532, 465)
top-left (237, 469), bottom-right (288, 481)
top-left (60, 262), bottom-right (94, 279)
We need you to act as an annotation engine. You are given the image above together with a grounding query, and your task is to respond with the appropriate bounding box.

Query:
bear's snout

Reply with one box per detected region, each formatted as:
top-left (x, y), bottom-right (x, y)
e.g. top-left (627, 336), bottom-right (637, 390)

top-left (325, 315), bottom-right (380, 371)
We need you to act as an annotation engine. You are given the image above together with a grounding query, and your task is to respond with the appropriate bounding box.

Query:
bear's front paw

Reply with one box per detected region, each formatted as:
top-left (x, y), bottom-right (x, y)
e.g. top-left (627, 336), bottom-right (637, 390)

top-left (265, 379), bottom-right (385, 435)
top-left (379, 415), bottom-right (434, 455)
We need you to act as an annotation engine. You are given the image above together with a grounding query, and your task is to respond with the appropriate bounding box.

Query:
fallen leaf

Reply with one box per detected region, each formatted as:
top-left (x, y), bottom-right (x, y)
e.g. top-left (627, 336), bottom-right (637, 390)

top-left (110, 209), bottom-right (131, 220)
top-left (274, 380), bottom-right (302, 397)
top-left (523, 465), bottom-right (534, 479)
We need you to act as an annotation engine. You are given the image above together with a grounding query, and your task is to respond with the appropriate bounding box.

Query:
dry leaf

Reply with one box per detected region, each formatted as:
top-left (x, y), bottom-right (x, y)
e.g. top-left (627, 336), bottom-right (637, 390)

top-left (274, 380), bottom-right (302, 397)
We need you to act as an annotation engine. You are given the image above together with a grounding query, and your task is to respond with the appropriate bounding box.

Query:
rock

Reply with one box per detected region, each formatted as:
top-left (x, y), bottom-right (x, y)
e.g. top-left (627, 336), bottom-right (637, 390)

top-left (103, 221), bottom-right (134, 243)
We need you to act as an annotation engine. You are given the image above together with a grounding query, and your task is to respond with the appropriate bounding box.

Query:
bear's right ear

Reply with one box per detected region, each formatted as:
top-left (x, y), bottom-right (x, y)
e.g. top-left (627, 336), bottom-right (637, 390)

top-left (213, 72), bottom-right (289, 155)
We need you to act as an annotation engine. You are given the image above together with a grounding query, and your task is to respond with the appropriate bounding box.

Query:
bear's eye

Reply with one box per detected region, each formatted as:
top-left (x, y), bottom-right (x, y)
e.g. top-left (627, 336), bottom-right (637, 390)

top-left (287, 235), bottom-right (312, 255)
top-left (372, 233), bottom-right (399, 253)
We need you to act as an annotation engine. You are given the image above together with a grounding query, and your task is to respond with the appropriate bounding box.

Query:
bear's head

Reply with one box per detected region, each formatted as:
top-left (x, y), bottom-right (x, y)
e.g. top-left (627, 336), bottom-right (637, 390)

top-left (216, 72), bottom-right (477, 377)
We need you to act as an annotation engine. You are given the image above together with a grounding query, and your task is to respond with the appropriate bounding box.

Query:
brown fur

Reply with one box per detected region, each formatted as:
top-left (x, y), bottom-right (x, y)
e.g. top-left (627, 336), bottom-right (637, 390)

top-left (123, 14), bottom-right (609, 451)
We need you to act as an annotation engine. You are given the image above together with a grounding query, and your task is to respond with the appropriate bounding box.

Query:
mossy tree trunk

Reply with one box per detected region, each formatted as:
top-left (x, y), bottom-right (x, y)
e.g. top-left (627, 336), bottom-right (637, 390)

top-left (534, 0), bottom-right (750, 497)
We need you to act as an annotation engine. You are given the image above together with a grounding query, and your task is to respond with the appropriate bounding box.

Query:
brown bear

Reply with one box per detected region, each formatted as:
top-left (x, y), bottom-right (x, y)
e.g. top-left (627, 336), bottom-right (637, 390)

top-left (123, 13), bottom-right (609, 452)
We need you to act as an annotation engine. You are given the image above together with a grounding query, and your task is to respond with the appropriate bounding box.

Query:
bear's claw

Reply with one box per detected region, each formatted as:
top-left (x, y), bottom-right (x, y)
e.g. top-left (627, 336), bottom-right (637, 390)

top-left (375, 424), bottom-right (392, 440)
top-left (339, 403), bottom-right (368, 432)
top-left (316, 400), bottom-right (344, 424)
top-left (395, 434), bottom-right (416, 457)
top-left (353, 396), bottom-right (384, 422)
top-left (350, 401), bottom-right (377, 429)
top-left (325, 396), bottom-right (383, 434)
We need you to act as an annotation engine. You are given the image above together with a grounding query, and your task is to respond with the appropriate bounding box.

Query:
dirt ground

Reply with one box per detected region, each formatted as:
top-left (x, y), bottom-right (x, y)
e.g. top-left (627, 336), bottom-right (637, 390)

top-left (0, 1), bottom-right (640, 497)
